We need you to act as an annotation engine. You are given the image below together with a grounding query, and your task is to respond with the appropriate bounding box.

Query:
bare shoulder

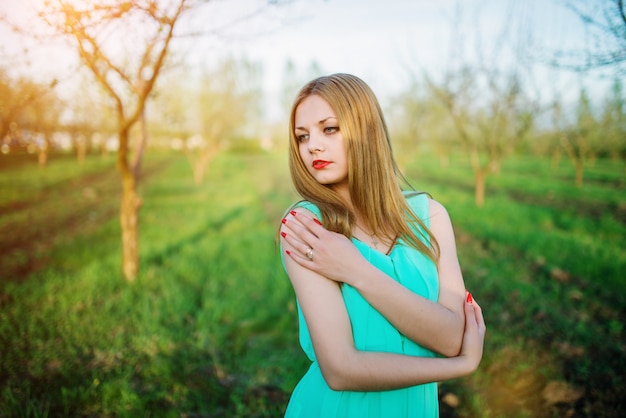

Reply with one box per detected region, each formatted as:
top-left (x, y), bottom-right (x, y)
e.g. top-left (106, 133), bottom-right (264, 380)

top-left (427, 198), bottom-right (452, 225)
top-left (427, 198), bottom-right (458, 252)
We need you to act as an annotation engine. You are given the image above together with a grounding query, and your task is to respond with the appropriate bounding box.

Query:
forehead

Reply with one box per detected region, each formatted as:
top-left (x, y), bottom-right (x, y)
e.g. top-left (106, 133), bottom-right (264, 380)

top-left (295, 95), bottom-right (336, 126)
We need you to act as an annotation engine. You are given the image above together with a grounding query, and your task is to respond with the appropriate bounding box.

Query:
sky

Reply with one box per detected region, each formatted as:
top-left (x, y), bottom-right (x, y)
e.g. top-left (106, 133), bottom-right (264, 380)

top-left (221, 0), bottom-right (571, 96)
top-left (184, 0), bottom-right (598, 120)
top-left (0, 0), bottom-right (609, 122)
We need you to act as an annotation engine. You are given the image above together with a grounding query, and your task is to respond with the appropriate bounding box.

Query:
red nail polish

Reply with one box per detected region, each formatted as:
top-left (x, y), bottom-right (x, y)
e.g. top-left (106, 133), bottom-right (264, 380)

top-left (281, 232), bottom-right (287, 238)
top-left (466, 292), bottom-right (473, 304)
top-left (313, 218), bottom-right (322, 226)
top-left (290, 210), bottom-right (297, 216)
top-left (282, 218), bottom-right (287, 224)
top-left (286, 250), bottom-right (291, 255)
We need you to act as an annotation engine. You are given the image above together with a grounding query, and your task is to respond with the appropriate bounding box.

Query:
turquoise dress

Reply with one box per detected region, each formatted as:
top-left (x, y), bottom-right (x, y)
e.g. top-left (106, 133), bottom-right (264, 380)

top-left (282, 193), bottom-right (440, 418)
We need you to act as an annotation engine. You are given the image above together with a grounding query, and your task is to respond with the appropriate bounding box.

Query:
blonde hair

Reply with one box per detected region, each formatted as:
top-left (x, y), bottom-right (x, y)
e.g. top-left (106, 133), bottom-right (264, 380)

top-left (288, 73), bottom-right (439, 263)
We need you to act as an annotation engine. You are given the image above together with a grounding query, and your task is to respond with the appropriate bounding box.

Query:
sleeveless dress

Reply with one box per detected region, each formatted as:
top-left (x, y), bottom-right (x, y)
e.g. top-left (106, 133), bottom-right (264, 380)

top-left (281, 193), bottom-right (440, 418)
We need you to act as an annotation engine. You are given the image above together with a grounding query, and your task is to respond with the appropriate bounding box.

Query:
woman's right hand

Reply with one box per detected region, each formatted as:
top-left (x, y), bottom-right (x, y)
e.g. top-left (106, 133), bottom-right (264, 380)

top-left (280, 209), bottom-right (369, 285)
top-left (458, 293), bottom-right (486, 374)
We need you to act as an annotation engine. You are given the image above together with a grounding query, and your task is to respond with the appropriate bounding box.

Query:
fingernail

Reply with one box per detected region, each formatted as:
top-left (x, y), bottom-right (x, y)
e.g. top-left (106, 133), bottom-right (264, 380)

top-left (281, 232), bottom-right (287, 238)
top-left (281, 218), bottom-right (287, 224)
top-left (466, 292), bottom-right (473, 304)
top-left (286, 250), bottom-right (291, 255)
top-left (290, 210), bottom-right (297, 216)
top-left (313, 218), bottom-right (322, 226)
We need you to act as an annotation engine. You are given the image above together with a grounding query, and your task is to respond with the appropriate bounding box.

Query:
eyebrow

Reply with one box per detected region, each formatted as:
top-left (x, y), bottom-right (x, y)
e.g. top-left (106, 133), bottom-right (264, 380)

top-left (295, 117), bottom-right (337, 131)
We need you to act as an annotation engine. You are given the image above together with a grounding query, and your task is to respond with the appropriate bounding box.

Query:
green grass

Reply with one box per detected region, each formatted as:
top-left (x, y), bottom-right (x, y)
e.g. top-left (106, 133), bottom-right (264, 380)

top-left (1, 151), bottom-right (301, 417)
top-left (1, 150), bottom-right (624, 417)
top-left (406, 153), bottom-right (626, 417)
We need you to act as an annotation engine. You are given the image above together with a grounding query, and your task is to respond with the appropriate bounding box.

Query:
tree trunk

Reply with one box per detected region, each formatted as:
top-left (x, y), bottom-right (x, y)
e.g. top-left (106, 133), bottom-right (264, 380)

top-left (469, 148), bottom-right (488, 207)
top-left (101, 139), bottom-right (108, 157)
top-left (37, 145), bottom-right (48, 167)
top-left (120, 171), bottom-right (142, 281)
top-left (118, 126), bottom-right (143, 282)
top-left (475, 168), bottom-right (487, 207)
top-left (133, 109), bottom-right (148, 178)
top-left (77, 136), bottom-right (87, 164)
top-left (575, 160), bottom-right (584, 188)
top-left (193, 162), bottom-right (206, 186)
top-left (192, 146), bottom-right (218, 185)
top-left (439, 153), bottom-right (449, 168)
top-left (37, 134), bottom-right (51, 167)
top-left (470, 147), bottom-right (480, 172)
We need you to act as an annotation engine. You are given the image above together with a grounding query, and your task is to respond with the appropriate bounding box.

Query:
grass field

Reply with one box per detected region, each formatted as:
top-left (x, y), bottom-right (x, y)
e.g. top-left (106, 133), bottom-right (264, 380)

top-left (1, 150), bottom-right (624, 417)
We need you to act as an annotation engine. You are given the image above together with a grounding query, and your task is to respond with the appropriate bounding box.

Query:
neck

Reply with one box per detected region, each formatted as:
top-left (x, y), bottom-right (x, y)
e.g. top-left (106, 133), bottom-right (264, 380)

top-left (333, 185), bottom-right (390, 243)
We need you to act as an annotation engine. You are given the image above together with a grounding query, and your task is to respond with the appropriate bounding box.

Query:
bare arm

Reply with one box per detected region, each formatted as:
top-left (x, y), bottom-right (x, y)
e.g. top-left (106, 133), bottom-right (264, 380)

top-left (281, 227), bottom-right (485, 391)
top-left (281, 201), bottom-right (466, 357)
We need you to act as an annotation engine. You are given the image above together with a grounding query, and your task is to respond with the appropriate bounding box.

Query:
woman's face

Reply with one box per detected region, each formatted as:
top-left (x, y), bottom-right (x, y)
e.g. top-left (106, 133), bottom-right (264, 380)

top-left (294, 94), bottom-right (348, 191)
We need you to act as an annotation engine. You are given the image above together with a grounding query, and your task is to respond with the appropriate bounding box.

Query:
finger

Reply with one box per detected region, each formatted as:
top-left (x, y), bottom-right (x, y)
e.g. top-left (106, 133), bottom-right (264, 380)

top-left (282, 212), bottom-right (319, 245)
top-left (285, 247), bottom-right (309, 263)
top-left (473, 301), bottom-right (486, 335)
top-left (465, 303), bottom-right (479, 337)
top-left (282, 211), bottom-right (322, 246)
top-left (465, 296), bottom-right (486, 339)
top-left (283, 242), bottom-right (316, 268)
top-left (281, 232), bottom-right (317, 262)
top-left (463, 301), bottom-right (477, 331)
top-left (290, 209), bottom-right (324, 236)
top-left (280, 223), bottom-right (309, 252)
top-left (280, 222), bottom-right (317, 261)
top-left (280, 230), bottom-right (311, 260)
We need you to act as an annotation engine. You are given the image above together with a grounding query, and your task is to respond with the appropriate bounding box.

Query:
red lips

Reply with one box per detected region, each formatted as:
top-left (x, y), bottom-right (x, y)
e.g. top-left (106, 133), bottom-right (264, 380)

top-left (312, 160), bottom-right (331, 169)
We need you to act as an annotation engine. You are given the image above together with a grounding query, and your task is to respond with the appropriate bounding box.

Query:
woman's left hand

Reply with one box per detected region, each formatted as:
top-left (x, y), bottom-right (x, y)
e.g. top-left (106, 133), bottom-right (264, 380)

top-left (280, 209), bottom-right (367, 284)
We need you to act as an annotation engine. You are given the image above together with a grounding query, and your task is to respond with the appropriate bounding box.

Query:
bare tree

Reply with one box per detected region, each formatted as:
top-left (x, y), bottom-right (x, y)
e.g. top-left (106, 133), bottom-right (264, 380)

top-left (149, 58), bottom-right (263, 184)
top-left (0, 0), bottom-right (295, 281)
top-left (557, 87), bottom-right (610, 186)
top-left (550, 0), bottom-right (626, 73)
top-left (425, 66), bottom-right (535, 207)
top-left (35, 0), bottom-right (197, 281)
top-left (62, 71), bottom-right (113, 163)
top-left (412, 2), bottom-right (540, 207)
top-left (389, 79), bottom-right (456, 171)
top-left (598, 77), bottom-right (626, 170)
top-left (0, 69), bottom-right (59, 150)
top-left (190, 59), bottom-right (263, 185)
top-left (22, 85), bottom-right (65, 167)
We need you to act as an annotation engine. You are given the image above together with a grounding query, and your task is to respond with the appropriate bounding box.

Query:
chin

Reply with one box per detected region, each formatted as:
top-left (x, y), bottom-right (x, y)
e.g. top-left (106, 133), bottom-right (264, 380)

top-left (315, 176), bottom-right (340, 185)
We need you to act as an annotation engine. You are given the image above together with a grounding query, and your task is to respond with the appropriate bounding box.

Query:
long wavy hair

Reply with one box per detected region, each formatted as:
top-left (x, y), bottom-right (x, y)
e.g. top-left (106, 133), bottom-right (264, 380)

top-left (288, 73), bottom-right (439, 263)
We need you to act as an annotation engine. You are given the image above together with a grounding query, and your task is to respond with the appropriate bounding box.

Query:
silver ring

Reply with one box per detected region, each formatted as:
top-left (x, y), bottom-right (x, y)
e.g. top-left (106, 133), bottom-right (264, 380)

top-left (305, 247), bottom-right (314, 261)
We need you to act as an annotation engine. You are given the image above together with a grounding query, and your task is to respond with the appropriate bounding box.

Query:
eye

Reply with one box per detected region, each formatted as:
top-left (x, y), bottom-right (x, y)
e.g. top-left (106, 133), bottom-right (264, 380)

top-left (296, 133), bottom-right (309, 142)
top-left (324, 126), bottom-right (339, 134)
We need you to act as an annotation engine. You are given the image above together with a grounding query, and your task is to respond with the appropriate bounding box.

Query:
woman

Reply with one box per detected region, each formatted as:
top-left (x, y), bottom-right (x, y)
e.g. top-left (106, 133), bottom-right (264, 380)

top-left (279, 73), bottom-right (485, 417)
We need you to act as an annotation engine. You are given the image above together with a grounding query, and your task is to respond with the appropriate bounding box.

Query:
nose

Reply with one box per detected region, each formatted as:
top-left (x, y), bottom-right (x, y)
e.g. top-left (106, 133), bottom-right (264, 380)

top-left (307, 131), bottom-right (324, 153)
